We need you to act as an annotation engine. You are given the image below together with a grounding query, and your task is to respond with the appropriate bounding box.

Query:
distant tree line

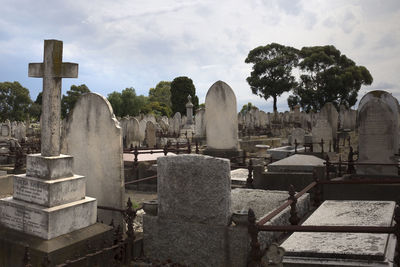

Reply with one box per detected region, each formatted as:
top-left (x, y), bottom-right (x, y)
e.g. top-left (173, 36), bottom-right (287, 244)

top-left (245, 43), bottom-right (373, 112)
top-left (0, 76), bottom-right (200, 122)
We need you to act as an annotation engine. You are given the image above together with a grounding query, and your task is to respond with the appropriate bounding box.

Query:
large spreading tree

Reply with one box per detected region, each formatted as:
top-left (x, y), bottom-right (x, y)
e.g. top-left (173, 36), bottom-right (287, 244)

top-left (0, 81), bottom-right (32, 121)
top-left (170, 76), bottom-right (199, 115)
top-left (291, 45), bottom-right (373, 112)
top-left (107, 87), bottom-right (148, 118)
top-left (245, 43), bottom-right (299, 112)
top-left (61, 84), bottom-right (90, 118)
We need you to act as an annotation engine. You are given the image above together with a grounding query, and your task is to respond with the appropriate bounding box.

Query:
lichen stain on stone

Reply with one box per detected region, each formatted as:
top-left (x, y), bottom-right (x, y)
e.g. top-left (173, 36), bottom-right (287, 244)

top-left (369, 90), bottom-right (386, 98)
top-left (52, 41), bottom-right (63, 77)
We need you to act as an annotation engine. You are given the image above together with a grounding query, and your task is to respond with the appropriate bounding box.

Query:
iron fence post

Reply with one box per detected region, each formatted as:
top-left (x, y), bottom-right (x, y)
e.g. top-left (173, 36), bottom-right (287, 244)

top-left (22, 246), bottom-right (32, 267)
top-left (313, 169), bottom-right (322, 207)
top-left (321, 138), bottom-right (324, 154)
top-left (288, 185), bottom-right (300, 225)
top-left (246, 159), bottom-right (254, 189)
top-left (195, 140), bottom-right (199, 154)
top-left (394, 205), bottom-right (400, 265)
top-left (247, 209), bottom-right (265, 267)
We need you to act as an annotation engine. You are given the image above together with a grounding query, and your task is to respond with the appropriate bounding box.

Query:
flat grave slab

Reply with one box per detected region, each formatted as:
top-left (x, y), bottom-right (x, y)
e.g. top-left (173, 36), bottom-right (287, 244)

top-left (267, 146), bottom-right (305, 161)
top-left (231, 188), bottom-right (310, 221)
top-left (282, 200), bottom-right (396, 265)
top-left (230, 168), bottom-right (248, 185)
top-left (268, 154), bottom-right (325, 173)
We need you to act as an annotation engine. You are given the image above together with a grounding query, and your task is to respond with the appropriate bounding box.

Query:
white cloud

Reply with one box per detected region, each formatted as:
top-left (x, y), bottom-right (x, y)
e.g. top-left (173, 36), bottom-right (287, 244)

top-left (0, 0), bottom-right (399, 113)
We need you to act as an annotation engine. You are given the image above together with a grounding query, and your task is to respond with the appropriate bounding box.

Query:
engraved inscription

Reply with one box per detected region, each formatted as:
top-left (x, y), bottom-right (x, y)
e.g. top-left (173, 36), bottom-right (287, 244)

top-left (0, 202), bottom-right (47, 236)
top-left (14, 177), bottom-right (48, 205)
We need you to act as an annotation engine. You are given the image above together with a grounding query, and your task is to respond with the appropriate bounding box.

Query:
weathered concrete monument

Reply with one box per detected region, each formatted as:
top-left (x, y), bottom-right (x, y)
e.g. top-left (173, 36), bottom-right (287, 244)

top-left (204, 81), bottom-right (240, 158)
top-left (0, 40), bottom-right (109, 266)
top-left (357, 90), bottom-right (399, 175)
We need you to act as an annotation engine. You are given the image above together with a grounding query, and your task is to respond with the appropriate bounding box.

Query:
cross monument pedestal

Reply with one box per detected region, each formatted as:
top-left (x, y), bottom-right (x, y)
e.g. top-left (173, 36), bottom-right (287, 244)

top-left (0, 40), bottom-right (111, 266)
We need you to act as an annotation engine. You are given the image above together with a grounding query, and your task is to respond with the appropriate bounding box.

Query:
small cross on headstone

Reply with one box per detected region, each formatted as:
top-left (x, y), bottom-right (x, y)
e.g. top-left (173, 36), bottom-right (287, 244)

top-left (29, 40), bottom-right (78, 157)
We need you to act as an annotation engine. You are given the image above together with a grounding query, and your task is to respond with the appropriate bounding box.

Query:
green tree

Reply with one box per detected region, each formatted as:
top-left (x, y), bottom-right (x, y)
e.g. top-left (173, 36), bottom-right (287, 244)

top-left (107, 88), bottom-right (148, 117)
top-left (61, 84), bottom-right (90, 118)
top-left (239, 102), bottom-right (258, 115)
top-left (148, 81), bottom-right (171, 108)
top-left (292, 45), bottom-right (373, 112)
top-left (170, 76), bottom-right (199, 115)
top-left (121, 88), bottom-right (148, 116)
top-left (142, 101), bottom-right (172, 117)
top-left (245, 43), bottom-right (299, 112)
top-left (287, 95), bottom-right (300, 110)
top-left (107, 91), bottom-right (123, 117)
top-left (29, 92), bottom-right (43, 121)
top-left (0, 81), bottom-right (32, 121)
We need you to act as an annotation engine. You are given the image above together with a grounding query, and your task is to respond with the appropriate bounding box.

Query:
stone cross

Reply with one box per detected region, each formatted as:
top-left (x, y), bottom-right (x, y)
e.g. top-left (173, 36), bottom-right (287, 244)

top-left (29, 40), bottom-right (78, 157)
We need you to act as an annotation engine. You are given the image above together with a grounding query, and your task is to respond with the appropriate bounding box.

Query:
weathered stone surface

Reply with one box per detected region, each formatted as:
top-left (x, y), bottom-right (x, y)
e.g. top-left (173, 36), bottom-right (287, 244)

top-left (145, 121), bottom-right (156, 148)
top-left (289, 128), bottom-right (305, 145)
top-left (319, 102), bottom-right (338, 140)
top-left (312, 119), bottom-right (332, 152)
top-left (268, 154), bottom-right (325, 173)
top-left (0, 174), bottom-right (13, 196)
top-left (26, 154), bottom-right (73, 180)
top-left (120, 116), bottom-right (140, 148)
top-left (230, 168), bottom-right (248, 185)
top-left (29, 40), bottom-right (78, 157)
top-left (357, 90), bottom-right (399, 175)
top-left (282, 200), bottom-right (395, 261)
top-left (143, 215), bottom-right (249, 267)
top-left (0, 223), bottom-right (112, 267)
top-left (267, 146), bottom-right (305, 161)
top-left (13, 174), bottom-right (85, 207)
top-left (157, 154), bottom-right (231, 225)
top-left (231, 189), bottom-right (310, 223)
top-left (61, 93), bottom-right (124, 225)
top-left (0, 196), bottom-right (96, 240)
top-left (194, 108), bottom-right (206, 138)
top-left (205, 81), bottom-right (238, 150)
top-left (172, 112), bottom-right (181, 135)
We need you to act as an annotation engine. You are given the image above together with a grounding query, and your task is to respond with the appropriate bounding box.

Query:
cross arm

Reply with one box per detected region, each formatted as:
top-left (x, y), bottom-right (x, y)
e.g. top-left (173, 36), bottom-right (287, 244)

top-left (28, 63), bottom-right (78, 78)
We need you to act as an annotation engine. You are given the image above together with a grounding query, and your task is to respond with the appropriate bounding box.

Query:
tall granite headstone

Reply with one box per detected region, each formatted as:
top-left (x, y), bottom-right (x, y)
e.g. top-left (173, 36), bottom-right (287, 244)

top-left (61, 93), bottom-right (124, 224)
top-left (144, 154), bottom-right (238, 266)
top-left (357, 90), bottom-right (399, 175)
top-left (204, 81), bottom-right (239, 158)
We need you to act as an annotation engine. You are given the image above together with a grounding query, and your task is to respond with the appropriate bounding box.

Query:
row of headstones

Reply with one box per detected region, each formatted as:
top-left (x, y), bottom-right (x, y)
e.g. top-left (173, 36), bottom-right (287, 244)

top-left (238, 103), bottom-right (357, 134)
top-left (119, 110), bottom-right (207, 148)
top-left (57, 80), bottom-right (237, 224)
top-left (0, 120), bottom-right (27, 141)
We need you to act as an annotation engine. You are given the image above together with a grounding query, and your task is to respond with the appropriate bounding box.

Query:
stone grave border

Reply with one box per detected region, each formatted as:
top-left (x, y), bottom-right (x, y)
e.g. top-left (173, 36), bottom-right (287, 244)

top-left (246, 169), bottom-right (400, 266)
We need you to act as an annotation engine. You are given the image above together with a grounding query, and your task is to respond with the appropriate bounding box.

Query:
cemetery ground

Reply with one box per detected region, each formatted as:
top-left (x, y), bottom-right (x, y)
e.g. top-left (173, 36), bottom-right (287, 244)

top-left (0, 40), bottom-right (399, 266)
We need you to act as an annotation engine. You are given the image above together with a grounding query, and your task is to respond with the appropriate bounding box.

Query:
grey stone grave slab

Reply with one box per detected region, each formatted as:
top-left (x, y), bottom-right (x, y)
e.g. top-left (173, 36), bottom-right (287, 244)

top-left (230, 168), bottom-right (248, 186)
top-left (267, 146), bottom-right (305, 161)
top-left (268, 154), bottom-right (325, 173)
top-left (282, 200), bottom-right (396, 266)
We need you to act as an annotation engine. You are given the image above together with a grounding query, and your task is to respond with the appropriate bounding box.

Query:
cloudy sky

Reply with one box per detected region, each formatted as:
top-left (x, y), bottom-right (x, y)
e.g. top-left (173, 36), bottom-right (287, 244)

top-left (0, 0), bottom-right (399, 112)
